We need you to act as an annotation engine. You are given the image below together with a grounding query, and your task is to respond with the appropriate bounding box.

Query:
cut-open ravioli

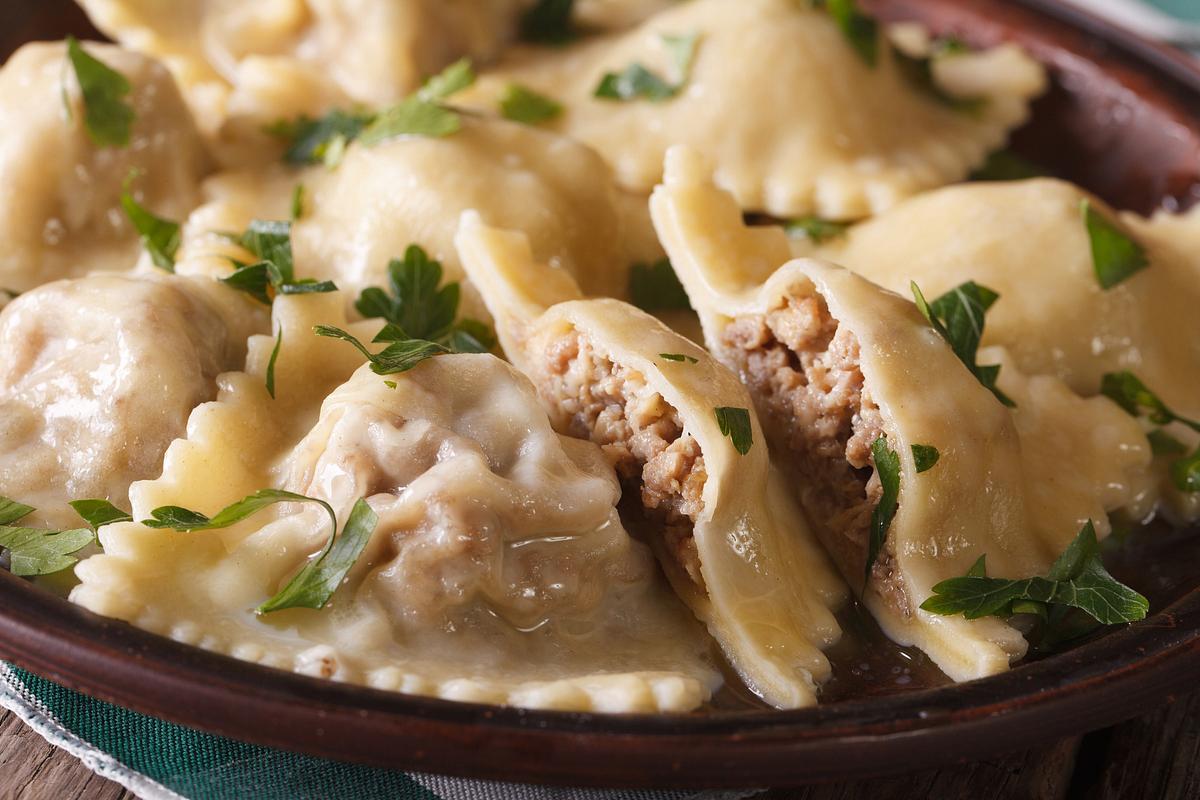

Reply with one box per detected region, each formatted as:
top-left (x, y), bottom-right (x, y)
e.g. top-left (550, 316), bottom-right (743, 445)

top-left (0, 42), bottom-right (208, 292)
top-left (651, 150), bottom-right (1072, 681)
top-left (462, 0), bottom-right (1045, 219)
top-left (457, 212), bottom-right (845, 708)
top-left (0, 273), bottom-right (264, 528)
top-left (812, 178), bottom-right (1200, 418)
top-left (72, 293), bottom-right (718, 712)
top-left (78, 0), bottom-right (529, 159)
top-left (177, 117), bottom-right (660, 318)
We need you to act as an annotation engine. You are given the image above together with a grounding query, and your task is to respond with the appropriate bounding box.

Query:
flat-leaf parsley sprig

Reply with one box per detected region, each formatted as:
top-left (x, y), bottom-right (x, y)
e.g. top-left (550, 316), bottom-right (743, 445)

top-left (142, 490), bottom-right (378, 613)
top-left (1101, 371), bottom-right (1200, 492)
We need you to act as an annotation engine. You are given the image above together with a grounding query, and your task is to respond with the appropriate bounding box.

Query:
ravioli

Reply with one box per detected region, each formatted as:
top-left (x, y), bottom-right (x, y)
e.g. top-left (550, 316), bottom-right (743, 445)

top-left (457, 212), bottom-right (845, 708)
top-left (651, 149), bottom-right (1067, 681)
top-left (814, 178), bottom-right (1200, 418)
top-left (71, 292), bottom-right (718, 712)
top-left (462, 0), bottom-right (1045, 219)
top-left (176, 117), bottom-right (660, 318)
top-left (78, 0), bottom-right (530, 161)
top-left (0, 273), bottom-right (264, 529)
top-left (0, 42), bottom-right (208, 292)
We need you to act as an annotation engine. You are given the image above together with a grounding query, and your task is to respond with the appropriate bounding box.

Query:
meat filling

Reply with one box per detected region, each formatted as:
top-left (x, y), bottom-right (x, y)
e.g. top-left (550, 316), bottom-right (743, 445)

top-left (537, 331), bottom-right (707, 587)
top-left (722, 291), bottom-right (894, 594)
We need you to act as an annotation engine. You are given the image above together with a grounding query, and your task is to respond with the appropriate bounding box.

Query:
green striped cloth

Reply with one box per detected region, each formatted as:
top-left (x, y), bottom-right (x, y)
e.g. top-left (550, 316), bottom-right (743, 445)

top-left (0, 664), bottom-right (760, 800)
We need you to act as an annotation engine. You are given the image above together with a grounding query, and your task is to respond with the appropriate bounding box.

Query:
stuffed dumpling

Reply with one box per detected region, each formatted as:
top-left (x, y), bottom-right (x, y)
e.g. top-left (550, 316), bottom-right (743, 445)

top-left (456, 211), bottom-right (845, 708)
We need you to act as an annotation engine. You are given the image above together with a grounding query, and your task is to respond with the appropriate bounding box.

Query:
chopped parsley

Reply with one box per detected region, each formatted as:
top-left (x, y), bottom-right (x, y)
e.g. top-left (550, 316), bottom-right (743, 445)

top-left (64, 36), bottom-right (135, 148)
top-left (266, 328), bottom-right (283, 399)
top-left (911, 444), bottom-right (940, 473)
top-left (595, 33), bottom-right (700, 102)
top-left (822, 0), bottom-right (879, 67)
top-left (0, 496), bottom-right (95, 577)
top-left (893, 47), bottom-right (987, 115)
top-left (784, 216), bottom-right (850, 244)
top-left (1081, 200), bottom-right (1149, 290)
top-left (120, 180), bottom-right (181, 273)
top-left (970, 150), bottom-right (1046, 182)
top-left (221, 220), bottom-right (338, 305)
top-left (313, 326), bottom-right (451, 376)
top-left (500, 84), bottom-right (564, 124)
top-left (267, 61), bottom-right (475, 164)
top-left (659, 353), bottom-right (699, 364)
top-left (1101, 371), bottom-right (1200, 492)
top-left (911, 280), bottom-right (1014, 407)
top-left (291, 184), bottom-right (305, 221)
top-left (68, 500), bottom-right (132, 530)
top-left (921, 521), bottom-right (1149, 631)
top-left (628, 259), bottom-right (692, 311)
top-left (865, 437), bottom-right (901, 578)
top-left (354, 245), bottom-right (495, 352)
top-left (714, 407), bottom-right (753, 455)
top-left (142, 490), bottom-right (378, 613)
top-left (520, 0), bottom-right (576, 44)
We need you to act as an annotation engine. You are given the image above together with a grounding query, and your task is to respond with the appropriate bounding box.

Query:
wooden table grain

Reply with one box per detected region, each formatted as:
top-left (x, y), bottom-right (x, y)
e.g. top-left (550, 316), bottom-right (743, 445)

top-left (1, 690), bottom-right (1196, 799)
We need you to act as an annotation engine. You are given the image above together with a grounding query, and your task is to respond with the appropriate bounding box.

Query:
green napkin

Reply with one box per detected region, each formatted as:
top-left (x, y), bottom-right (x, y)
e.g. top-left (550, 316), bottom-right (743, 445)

top-left (0, 663), bottom-right (759, 800)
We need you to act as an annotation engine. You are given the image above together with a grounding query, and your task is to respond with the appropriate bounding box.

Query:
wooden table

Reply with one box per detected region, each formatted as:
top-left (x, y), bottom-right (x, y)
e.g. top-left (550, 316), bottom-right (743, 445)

top-left (1, 690), bottom-right (1197, 799)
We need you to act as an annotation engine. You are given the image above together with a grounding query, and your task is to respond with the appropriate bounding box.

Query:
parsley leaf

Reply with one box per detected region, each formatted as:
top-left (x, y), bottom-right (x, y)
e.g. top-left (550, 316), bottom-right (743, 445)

top-left (659, 353), bottom-right (699, 364)
top-left (221, 220), bottom-right (338, 304)
top-left (141, 490), bottom-right (377, 613)
top-left (65, 37), bottom-right (135, 148)
top-left (268, 110), bottom-right (373, 166)
top-left (893, 48), bottom-right (987, 115)
top-left (0, 497), bottom-right (35, 526)
top-left (354, 245), bottom-right (496, 353)
top-left (520, 0), bottom-right (576, 44)
top-left (823, 0), bottom-right (879, 67)
top-left (784, 216), bottom-right (850, 244)
top-left (257, 498), bottom-right (378, 613)
top-left (595, 33), bottom-right (699, 102)
top-left (0, 496), bottom-right (95, 576)
top-left (68, 499), bottom-right (132, 530)
top-left (360, 61), bottom-right (475, 146)
top-left (970, 150), bottom-right (1045, 182)
top-left (1102, 371), bottom-right (1200, 493)
top-left (714, 407), bottom-right (754, 455)
top-left (313, 325), bottom-right (451, 375)
top-left (911, 444), bottom-right (940, 473)
top-left (866, 437), bottom-right (901, 579)
top-left (120, 188), bottom-right (180, 273)
top-left (629, 259), bottom-right (692, 311)
top-left (921, 521), bottom-right (1149, 627)
top-left (266, 328), bottom-right (283, 399)
top-left (1081, 200), bottom-right (1149, 289)
top-left (911, 280), bottom-right (1014, 407)
top-left (500, 83), bottom-right (564, 124)
top-left (291, 184), bottom-right (305, 221)
top-left (0, 526), bottom-right (95, 577)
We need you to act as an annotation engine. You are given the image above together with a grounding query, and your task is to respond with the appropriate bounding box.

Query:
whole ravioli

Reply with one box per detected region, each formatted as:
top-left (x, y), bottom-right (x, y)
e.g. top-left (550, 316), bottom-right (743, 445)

top-left (0, 273), bottom-right (265, 529)
top-left (462, 0), bottom-right (1045, 219)
top-left (176, 117), bottom-right (661, 319)
top-left (457, 212), bottom-right (846, 708)
top-left (77, 0), bottom-right (531, 159)
top-left (71, 292), bottom-right (718, 713)
top-left (812, 178), bottom-right (1200, 418)
top-left (0, 42), bottom-right (208, 292)
top-left (649, 149), bottom-right (1084, 682)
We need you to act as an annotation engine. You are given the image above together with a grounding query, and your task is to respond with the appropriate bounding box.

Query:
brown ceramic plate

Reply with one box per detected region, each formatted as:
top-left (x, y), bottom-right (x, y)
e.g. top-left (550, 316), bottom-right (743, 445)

top-left (1, 0), bottom-right (1199, 789)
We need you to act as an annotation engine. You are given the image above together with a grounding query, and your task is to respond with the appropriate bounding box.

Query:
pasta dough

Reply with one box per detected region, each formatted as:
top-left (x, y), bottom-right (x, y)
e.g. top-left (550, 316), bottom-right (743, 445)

top-left (815, 178), bottom-right (1200, 418)
top-left (71, 293), bottom-right (719, 712)
top-left (78, 0), bottom-right (530, 160)
top-left (0, 273), bottom-right (264, 529)
top-left (574, 0), bottom-right (680, 30)
top-left (176, 118), bottom-right (661, 318)
top-left (457, 212), bottom-right (845, 708)
top-left (0, 42), bottom-right (207, 292)
top-left (462, 0), bottom-right (1045, 219)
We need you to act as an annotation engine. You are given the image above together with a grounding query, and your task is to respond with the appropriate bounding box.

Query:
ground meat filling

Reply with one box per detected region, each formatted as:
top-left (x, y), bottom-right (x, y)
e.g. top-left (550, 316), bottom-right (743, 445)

top-left (539, 331), bottom-right (707, 587)
top-left (722, 292), bottom-right (889, 589)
